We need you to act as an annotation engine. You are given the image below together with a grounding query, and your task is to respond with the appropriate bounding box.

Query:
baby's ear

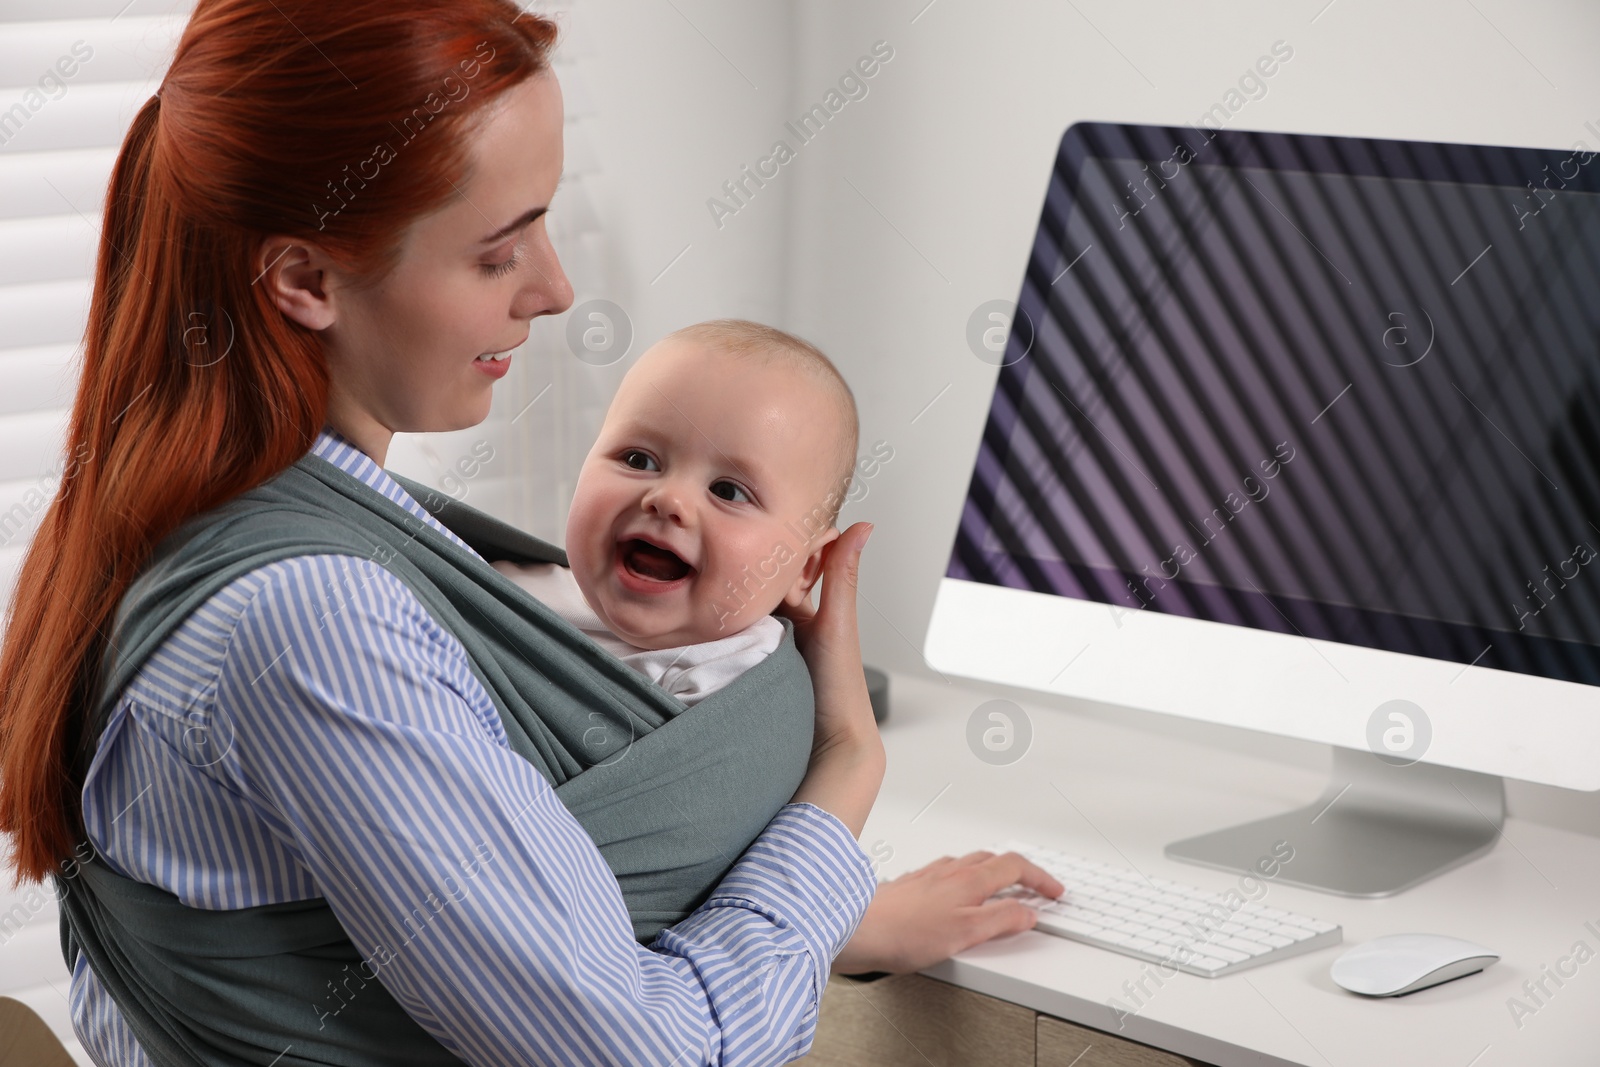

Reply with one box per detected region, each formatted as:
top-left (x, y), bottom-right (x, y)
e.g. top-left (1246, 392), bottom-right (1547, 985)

top-left (780, 528), bottom-right (840, 610)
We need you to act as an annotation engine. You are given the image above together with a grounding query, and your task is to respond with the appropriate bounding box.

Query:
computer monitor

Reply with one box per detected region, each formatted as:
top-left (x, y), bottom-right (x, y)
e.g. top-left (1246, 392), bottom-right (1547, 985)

top-left (924, 121), bottom-right (1600, 896)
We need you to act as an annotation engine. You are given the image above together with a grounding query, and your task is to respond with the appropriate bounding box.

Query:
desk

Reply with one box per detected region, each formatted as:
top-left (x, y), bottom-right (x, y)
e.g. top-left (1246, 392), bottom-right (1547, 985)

top-left (803, 671), bottom-right (1600, 1067)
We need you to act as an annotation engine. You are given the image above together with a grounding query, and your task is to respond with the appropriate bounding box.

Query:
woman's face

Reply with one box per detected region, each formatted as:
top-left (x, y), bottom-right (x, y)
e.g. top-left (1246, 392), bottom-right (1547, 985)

top-left (307, 71), bottom-right (573, 462)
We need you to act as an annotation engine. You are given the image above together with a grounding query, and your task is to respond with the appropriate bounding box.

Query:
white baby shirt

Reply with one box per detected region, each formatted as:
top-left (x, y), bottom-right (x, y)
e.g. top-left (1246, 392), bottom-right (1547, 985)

top-left (489, 560), bottom-right (785, 707)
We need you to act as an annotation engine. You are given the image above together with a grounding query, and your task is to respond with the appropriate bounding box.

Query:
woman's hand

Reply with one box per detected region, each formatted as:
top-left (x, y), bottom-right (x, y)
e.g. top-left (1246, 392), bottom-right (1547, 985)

top-left (782, 522), bottom-right (883, 837)
top-left (776, 521), bottom-right (877, 757)
top-left (832, 850), bottom-right (1066, 975)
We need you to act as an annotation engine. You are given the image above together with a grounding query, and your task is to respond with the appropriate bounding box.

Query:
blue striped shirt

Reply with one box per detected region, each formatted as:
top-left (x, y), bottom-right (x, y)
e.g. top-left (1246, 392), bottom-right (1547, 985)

top-left (68, 428), bottom-right (876, 1067)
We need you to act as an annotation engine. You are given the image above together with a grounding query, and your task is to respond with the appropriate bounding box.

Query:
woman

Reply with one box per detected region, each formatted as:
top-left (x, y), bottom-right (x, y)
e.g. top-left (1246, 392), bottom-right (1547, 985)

top-left (0, 2), bottom-right (1060, 1063)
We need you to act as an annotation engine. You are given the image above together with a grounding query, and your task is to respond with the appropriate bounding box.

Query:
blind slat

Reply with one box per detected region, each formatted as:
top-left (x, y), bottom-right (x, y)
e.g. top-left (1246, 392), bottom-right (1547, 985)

top-left (0, 543), bottom-right (26, 608)
top-left (0, 16), bottom-right (183, 89)
top-left (0, 79), bottom-right (161, 155)
top-left (0, 279), bottom-right (91, 348)
top-left (0, 145), bottom-right (115, 220)
top-left (0, 407), bottom-right (68, 483)
top-left (0, 212), bottom-right (97, 285)
top-left (0, 344), bottom-right (78, 415)
top-left (0, 470), bottom-right (65, 548)
top-left (0, 0), bottom-right (192, 19)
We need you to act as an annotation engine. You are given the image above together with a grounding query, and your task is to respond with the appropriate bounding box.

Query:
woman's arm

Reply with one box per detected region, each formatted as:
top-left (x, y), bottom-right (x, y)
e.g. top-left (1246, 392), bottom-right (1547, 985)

top-left (212, 555), bottom-right (874, 1066)
top-left (775, 523), bottom-right (1069, 975)
top-left (781, 522), bottom-right (885, 838)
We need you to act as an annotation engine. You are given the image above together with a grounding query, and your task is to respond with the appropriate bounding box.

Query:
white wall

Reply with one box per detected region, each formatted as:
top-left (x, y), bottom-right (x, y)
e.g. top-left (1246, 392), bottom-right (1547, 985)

top-left (765, 0), bottom-right (1600, 833)
top-left (579, 1), bottom-right (797, 331)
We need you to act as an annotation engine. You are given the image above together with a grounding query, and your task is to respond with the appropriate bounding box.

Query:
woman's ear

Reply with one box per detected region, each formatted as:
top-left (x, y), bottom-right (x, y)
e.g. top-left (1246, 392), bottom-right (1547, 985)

top-left (781, 528), bottom-right (841, 611)
top-left (256, 235), bottom-right (337, 331)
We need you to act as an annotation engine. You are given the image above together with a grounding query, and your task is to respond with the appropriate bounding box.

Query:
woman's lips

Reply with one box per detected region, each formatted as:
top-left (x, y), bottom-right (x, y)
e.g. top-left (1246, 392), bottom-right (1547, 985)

top-left (473, 353), bottom-right (511, 379)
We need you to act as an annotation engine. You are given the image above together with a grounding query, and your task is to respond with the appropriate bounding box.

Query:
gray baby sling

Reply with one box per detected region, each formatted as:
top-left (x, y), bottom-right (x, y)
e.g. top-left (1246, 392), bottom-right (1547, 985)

top-left (55, 450), bottom-right (817, 1066)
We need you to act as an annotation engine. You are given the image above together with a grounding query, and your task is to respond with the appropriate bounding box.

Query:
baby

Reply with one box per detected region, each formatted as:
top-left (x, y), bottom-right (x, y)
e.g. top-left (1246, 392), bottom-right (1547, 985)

top-left (492, 319), bottom-right (860, 706)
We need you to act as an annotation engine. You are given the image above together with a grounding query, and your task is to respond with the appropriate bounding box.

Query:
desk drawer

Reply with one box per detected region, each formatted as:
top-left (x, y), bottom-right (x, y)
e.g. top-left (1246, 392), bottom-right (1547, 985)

top-left (1038, 1014), bottom-right (1203, 1067)
top-left (795, 974), bottom-right (1212, 1067)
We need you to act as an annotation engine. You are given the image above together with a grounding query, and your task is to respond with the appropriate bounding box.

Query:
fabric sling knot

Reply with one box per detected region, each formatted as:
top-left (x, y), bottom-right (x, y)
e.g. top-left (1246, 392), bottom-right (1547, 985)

top-left (56, 451), bottom-right (817, 1067)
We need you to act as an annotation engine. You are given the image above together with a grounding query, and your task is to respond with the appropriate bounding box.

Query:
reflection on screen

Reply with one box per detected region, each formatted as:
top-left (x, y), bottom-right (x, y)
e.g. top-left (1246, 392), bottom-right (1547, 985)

top-left (951, 125), bottom-right (1600, 686)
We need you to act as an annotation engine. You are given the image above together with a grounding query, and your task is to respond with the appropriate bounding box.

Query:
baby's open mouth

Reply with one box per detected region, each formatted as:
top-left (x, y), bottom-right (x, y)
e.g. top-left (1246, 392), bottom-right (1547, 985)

top-left (620, 539), bottom-right (693, 582)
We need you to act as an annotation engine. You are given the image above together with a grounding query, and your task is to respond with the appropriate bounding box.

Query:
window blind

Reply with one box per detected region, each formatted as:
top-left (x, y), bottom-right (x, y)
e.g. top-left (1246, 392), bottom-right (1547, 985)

top-left (0, 1), bottom-right (192, 616)
top-left (0, 4), bottom-right (194, 1060)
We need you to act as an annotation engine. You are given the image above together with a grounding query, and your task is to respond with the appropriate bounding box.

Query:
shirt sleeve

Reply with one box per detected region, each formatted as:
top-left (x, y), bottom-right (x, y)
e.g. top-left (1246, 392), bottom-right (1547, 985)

top-left (211, 553), bottom-right (876, 1067)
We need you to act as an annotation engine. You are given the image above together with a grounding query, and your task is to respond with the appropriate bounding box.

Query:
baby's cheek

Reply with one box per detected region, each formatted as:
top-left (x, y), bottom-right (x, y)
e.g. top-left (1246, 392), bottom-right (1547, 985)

top-left (570, 533), bottom-right (607, 589)
top-left (708, 543), bottom-right (790, 612)
top-left (567, 544), bottom-right (615, 624)
top-left (565, 495), bottom-right (612, 567)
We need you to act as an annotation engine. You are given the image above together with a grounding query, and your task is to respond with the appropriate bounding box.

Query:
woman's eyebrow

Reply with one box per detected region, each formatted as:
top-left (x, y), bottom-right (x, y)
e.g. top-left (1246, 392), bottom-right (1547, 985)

top-left (477, 206), bottom-right (548, 244)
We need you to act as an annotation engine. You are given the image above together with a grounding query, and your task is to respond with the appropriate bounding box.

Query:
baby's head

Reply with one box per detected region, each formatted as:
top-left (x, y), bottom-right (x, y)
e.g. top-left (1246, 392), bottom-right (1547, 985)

top-left (565, 319), bottom-right (859, 650)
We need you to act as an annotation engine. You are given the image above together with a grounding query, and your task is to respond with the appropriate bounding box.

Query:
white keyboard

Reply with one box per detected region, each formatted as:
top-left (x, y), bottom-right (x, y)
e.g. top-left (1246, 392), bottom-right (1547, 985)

top-left (989, 840), bottom-right (1342, 977)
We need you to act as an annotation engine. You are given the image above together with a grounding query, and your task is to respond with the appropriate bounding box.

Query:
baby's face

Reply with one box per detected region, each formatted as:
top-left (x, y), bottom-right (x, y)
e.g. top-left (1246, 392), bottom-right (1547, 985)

top-left (565, 338), bottom-right (846, 650)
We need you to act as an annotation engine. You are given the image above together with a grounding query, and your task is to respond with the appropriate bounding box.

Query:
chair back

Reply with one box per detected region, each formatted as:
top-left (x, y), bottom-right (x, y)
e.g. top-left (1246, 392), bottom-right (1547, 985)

top-left (0, 997), bottom-right (77, 1067)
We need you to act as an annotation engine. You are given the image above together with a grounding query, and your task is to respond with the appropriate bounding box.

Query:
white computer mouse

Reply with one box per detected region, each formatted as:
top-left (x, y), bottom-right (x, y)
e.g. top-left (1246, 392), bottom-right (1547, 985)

top-left (1330, 934), bottom-right (1499, 997)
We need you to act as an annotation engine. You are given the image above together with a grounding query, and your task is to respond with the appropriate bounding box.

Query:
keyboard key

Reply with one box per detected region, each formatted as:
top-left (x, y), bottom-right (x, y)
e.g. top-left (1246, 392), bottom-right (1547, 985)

top-left (1271, 923), bottom-right (1316, 941)
top-left (1098, 929), bottom-right (1141, 946)
top-left (1216, 936), bottom-right (1272, 957)
top-left (986, 840), bottom-right (1342, 978)
top-left (1204, 945), bottom-right (1251, 964)
top-left (1146, 938), bottom-right (1192, 957)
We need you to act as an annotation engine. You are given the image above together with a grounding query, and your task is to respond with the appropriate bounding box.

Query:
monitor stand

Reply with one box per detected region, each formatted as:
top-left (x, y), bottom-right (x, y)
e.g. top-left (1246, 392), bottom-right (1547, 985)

top-left (1164, 747), bottom-right (1504, 897)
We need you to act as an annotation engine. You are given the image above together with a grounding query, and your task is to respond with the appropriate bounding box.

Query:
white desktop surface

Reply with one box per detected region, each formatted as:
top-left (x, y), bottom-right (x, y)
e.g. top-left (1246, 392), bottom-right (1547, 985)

top-left (866, 671), bottom-right (1600, 1067)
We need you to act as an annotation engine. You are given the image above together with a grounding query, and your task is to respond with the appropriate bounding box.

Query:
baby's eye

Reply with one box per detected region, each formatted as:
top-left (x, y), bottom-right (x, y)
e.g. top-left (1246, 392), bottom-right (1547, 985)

top-left (711, 480), bottom-right (751, 504)
top-left (621, 449), bottom-right (658, 471)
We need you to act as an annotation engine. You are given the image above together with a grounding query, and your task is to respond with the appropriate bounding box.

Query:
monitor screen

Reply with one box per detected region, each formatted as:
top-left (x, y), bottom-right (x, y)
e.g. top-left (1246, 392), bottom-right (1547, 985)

top-left (949, 123), bottom-right (1600, 687)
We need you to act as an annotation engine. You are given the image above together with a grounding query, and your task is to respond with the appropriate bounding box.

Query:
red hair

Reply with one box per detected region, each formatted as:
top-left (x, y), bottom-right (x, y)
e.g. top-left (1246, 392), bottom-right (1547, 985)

top-left (0, 0), bottom-right (558, 882)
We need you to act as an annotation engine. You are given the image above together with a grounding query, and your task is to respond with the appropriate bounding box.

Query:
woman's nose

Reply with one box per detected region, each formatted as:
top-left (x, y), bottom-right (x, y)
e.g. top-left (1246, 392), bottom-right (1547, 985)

top-left (512, 232), bottom-right (574, 320)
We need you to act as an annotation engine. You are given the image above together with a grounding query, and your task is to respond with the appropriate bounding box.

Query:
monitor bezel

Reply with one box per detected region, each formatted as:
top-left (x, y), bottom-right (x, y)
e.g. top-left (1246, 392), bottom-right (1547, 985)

top-left (925, 121), bottom-right (1600, 792)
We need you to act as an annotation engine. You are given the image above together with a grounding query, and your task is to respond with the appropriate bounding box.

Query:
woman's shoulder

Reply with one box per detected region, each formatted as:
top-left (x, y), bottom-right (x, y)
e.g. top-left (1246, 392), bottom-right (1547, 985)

top-left (122, 550), bottom-right (500, 748)
top-left (212, 552), bottom-right (458, 649)
top-left (90, 554), bottom-right (503, 901)
top-left (122, 554), bottom-right (445, 697)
